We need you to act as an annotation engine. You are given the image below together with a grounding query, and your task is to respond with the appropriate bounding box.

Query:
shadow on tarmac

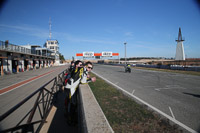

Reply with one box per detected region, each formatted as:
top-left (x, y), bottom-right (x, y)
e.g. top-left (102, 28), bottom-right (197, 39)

top-left (183, 92), bottom-right (200, 99)
top-left (117, 70), bottom-right (126, 73)
top-left (47, 91), bottom-right (78, 133)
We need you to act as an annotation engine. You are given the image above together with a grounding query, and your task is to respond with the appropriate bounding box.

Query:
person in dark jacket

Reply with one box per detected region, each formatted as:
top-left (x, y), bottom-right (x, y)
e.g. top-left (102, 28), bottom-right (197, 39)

top-left (64, 61), bottom-right (96, 125)
top-left (68, 61), bottom-right (75, 73)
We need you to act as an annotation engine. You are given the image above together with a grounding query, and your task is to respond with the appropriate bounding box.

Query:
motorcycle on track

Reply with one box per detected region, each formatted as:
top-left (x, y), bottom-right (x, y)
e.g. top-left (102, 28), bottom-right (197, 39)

top-left (125, 64), bottom-right (131, 73)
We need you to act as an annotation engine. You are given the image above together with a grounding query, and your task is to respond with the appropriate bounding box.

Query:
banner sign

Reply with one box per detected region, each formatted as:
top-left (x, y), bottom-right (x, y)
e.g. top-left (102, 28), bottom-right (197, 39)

top-left (112, 53), bottom-right (119, 56)
top-left (83, 52), bottom-right (94, 57)
top-left (102, 52), bottom-right (112, 57)
top-left (76, 52), bottom-right (119, 57)
top-left (76, 53), bottom-right (83, 56)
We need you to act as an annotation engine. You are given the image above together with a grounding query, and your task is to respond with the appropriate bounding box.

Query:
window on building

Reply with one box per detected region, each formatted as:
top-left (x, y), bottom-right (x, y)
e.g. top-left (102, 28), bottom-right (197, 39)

top-left (50, 46), bottom-right (54, 49)
top-left (51, 42), bottom-right (54, 44)
top-left (48, 42), bottom-right (51, 44)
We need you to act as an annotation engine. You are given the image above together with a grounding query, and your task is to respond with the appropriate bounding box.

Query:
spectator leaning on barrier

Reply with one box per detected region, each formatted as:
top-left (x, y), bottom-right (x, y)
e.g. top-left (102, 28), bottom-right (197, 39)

top-left (65, 61), bottom-right (75, 80)
top-left (65, 60), bottom-right (96, 125)
top-left (82, 61), bottom-right (96, 83)
top-left (70, 60), bottom-right (83, 78)
top-left (65, 60), bottom-right (83, 105)
top-left (68, 61), bottom-right (75, 73)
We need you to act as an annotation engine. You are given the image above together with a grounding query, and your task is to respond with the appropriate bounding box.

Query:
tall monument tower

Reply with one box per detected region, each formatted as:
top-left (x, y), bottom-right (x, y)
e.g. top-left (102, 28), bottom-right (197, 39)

top-left (175, 27), bottom-right (185, 60)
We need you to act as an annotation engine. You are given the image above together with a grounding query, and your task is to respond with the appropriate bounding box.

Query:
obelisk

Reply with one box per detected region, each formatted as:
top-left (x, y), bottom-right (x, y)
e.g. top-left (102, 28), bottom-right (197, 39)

top-left (175, 27), bottom-right (185, 60)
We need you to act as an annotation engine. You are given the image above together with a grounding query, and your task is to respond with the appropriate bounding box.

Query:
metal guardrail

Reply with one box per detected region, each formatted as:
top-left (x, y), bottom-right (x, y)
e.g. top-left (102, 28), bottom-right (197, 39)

top-left (0, 41), bottom-right (31, 54)
top-left (136, 64), bottom-right (200, 71)
top-left (57, 70), bottom-right (66, 88)
top-left (0, 69), bottom-right (67, 133)
top-left (0, 41), bottom-right (55, 59)
top-left (101, 63), bottom-right (200, 72)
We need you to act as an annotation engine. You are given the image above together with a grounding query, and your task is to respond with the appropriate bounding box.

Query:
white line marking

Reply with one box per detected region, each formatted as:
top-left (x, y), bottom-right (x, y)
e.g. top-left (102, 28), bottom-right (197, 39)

top-left (0, 76), bottom-right (37, 91)
top-left (92, 71), bottom-right (198, 133)
top-left (0, 70), bottom-right (55, 96)
top-left (169, 106), bottom-right (176, 119)
top-left (115, 82), bottom-right (119, 85)
top-left (155, 85), bottom-right (186, 91)
top-left (132, 89), bottom-right (135, 95)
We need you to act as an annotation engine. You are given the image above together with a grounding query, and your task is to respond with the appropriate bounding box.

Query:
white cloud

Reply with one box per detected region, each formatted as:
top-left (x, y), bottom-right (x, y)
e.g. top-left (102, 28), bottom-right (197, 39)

top-left (124, 32), bottom-right (134, 37)
top-left (0, 24), bottom-right (120, 46)
top-left (57, 32), bottom-right (120, 45)
top-left (0, 24), bottom-right (48, 39)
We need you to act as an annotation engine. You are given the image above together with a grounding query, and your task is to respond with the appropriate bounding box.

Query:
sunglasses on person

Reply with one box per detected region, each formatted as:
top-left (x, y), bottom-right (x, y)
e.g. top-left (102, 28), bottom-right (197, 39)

top-left (87, 66), bottom-right (93, 70)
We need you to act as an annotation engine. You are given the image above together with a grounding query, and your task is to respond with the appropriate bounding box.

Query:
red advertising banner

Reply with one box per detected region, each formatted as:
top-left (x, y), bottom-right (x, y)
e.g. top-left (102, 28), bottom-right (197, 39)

top-left (76, 52), bottom-right (119, 56)
top-left (76, 53), bottom-right (83, 56)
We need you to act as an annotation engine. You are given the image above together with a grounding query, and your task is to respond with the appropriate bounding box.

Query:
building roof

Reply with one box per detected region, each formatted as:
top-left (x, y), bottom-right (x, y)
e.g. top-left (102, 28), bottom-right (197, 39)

top-left (36, 47), bottom-right (54, 53)
top-left (46, 39), bottom-right (58, 42)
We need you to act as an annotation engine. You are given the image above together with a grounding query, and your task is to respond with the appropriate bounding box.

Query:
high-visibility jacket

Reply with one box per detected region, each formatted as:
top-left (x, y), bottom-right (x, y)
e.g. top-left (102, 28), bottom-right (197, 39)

top-left (65, 67), bottom-right (90, 98)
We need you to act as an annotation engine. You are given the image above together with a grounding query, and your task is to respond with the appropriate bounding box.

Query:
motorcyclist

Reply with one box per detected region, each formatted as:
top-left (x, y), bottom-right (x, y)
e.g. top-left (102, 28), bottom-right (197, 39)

top-left (125, 63), bottom-right (131, 73)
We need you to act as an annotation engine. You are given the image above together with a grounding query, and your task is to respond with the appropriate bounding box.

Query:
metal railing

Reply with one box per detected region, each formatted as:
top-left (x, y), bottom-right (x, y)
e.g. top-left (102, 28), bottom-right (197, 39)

top-left (0, 69), bottom-right (67, 133)
top-left (57, 69), bottom-right (66, 88)
top-left (0, 41), bottom-right (31, 54)
top-left (0, 41), bottom-right (55, 59)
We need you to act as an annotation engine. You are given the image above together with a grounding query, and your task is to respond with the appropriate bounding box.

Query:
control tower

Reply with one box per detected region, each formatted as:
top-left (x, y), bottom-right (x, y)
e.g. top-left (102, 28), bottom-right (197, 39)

top-left (175, 27), bottom-right (185, 60)
top-left (45, 18), bottom-right (60, 64)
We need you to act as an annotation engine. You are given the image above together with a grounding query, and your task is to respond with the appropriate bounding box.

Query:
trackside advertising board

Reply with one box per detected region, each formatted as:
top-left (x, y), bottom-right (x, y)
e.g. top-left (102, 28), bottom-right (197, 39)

top-left (76, 52), bottom-right (119, 56)
top-left (83, 52), bottom-right (94, 57)
top-left (102, 52), bottom-right (112, 57)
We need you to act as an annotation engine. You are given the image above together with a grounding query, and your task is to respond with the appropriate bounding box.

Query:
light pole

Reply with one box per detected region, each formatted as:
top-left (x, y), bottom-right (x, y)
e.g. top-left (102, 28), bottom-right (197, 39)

top-left (124, 42), bottom-right (127, 64)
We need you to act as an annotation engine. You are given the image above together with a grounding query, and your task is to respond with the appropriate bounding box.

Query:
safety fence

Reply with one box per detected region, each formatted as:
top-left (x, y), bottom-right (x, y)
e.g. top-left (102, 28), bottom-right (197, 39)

top-left (101, 63), bottom-right (200, 72)
top-left (0, 69), bottom-right (67, 133)
top-left (0, 41), bottom-right (31, 54)
top-left (0, 40), bottom-right (55, 59)
top-left (136, 64), bottom-right (200, 71)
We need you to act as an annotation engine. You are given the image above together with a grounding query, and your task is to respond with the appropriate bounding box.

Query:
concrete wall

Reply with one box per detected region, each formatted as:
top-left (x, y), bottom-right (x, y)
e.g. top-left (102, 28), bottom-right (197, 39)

top-left (79, 84), bottom-right (114, 133)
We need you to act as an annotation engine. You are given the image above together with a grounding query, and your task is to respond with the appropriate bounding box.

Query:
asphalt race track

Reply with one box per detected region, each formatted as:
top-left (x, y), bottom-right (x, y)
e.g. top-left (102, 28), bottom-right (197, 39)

top-left (0, 64), bottom-right (200, 132)
top-left (0, 65), bottom-right (68, 131)
top-left (92, 64), bottom-right (200, 133)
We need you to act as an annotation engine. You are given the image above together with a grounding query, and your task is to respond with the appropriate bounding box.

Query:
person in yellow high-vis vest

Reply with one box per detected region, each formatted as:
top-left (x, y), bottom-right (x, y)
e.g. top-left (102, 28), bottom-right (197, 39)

top-left (65, 61), bottom-right (96, 125)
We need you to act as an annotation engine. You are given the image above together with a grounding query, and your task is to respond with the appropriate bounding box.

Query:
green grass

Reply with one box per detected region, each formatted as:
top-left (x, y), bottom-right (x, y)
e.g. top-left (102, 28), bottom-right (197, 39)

top-left (89, 72), bottom-right (183, 133)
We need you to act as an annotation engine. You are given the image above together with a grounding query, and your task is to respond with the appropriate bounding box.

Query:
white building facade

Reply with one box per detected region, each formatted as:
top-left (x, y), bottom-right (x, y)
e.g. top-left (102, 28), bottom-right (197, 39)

top-left (45, 40), bottom-right (60, 64)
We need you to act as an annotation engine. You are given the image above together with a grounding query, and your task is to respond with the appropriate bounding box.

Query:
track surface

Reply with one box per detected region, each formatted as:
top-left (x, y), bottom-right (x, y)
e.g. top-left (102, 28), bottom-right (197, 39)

top-left (1, 64), bottom-right (200, 132)
top-left (92, 64), bottom-right (200, 132)
top-left (0, 65), bottom-right (77, 132)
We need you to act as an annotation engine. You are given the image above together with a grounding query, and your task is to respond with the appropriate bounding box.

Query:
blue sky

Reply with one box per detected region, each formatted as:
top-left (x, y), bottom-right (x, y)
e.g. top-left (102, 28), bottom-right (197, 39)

top-left (0, 0), bottom-right (200, 59)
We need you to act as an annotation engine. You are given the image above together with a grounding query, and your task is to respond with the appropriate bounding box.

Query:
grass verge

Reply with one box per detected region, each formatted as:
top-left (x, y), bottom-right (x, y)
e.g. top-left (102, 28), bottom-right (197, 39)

top-left (89, 72), bottom-right (183, 133)
top-left (134, 67), bottom-right (200, 76)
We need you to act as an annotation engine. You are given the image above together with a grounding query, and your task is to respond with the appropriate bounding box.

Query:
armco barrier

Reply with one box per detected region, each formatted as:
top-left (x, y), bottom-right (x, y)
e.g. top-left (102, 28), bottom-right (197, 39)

top-left (0, 69), bottom-right (67, 133)
top-left (102, 63), bottom-right (200, 72)
top-left (79, 84), bottom-right (114, 133)
top-left (136, 64), bottom-right (200, 71)
top-left (40, 79), bottom-right (114, 133)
